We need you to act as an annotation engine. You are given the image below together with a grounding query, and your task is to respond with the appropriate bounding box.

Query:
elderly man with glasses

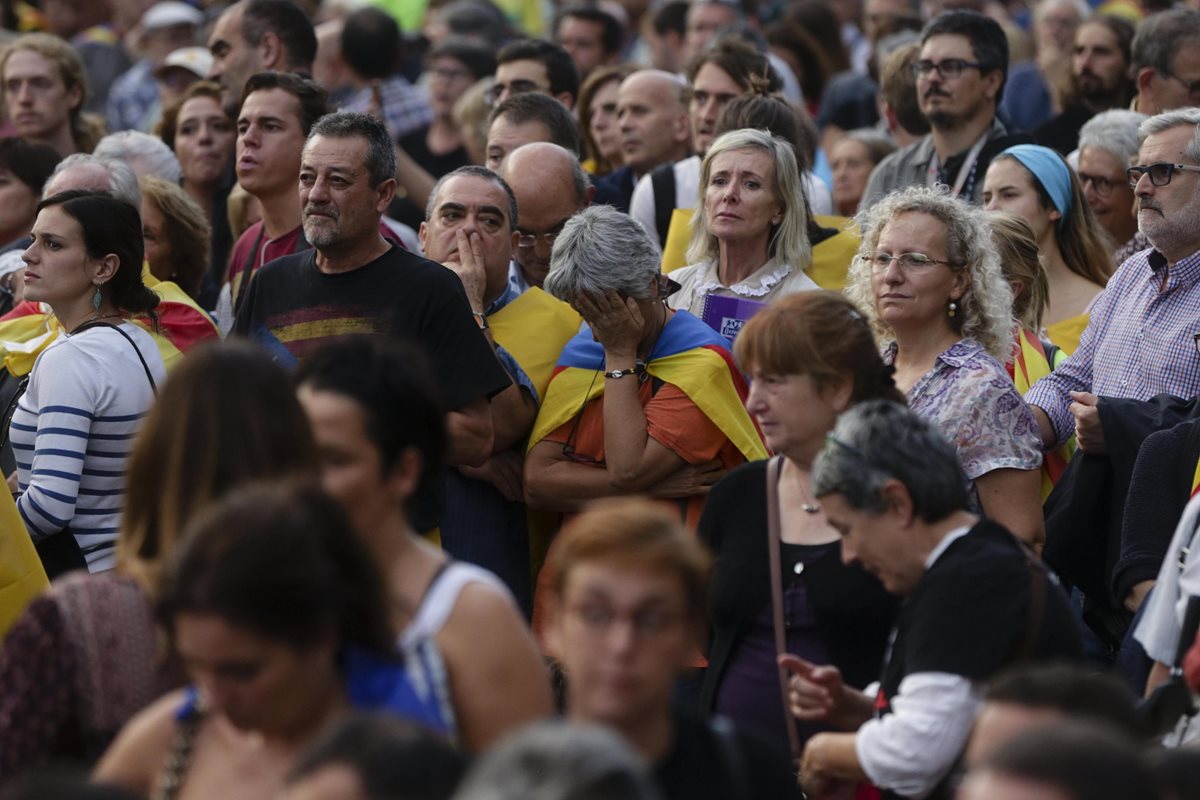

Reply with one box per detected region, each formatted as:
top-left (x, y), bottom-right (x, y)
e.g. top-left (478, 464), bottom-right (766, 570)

top-left (860, 10), bottom-right (1031, 209)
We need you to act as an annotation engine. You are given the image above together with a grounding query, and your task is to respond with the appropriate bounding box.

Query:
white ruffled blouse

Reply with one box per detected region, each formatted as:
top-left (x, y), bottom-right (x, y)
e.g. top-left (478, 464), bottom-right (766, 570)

top-left (667, 257), bottom-right (819, 317)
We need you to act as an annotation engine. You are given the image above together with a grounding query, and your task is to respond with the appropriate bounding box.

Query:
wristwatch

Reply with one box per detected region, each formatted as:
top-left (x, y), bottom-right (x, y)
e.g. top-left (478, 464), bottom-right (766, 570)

top-left (472, 311), bottom-right (489, 331)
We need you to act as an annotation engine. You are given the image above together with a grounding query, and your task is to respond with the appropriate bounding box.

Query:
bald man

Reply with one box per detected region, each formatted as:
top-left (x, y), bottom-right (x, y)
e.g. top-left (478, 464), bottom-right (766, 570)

top-left (501, 142), bottom-right (594, 293)
top-left (593, 69), bottom-right (692, 213)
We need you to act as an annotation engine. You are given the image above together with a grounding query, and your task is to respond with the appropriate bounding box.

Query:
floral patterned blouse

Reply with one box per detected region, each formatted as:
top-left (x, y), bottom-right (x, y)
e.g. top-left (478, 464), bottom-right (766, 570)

top-left (884, 339), bottom-right (1043, 511)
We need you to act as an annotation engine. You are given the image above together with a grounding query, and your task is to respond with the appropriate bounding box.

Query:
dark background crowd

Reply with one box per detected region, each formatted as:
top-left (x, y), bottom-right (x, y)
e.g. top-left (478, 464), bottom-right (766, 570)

top-left (0, 0), bottom-right (1199, 798)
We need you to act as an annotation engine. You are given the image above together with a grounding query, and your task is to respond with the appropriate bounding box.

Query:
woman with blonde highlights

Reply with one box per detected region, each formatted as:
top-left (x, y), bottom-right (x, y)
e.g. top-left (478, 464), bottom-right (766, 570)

top-left (669, 128), bottom-right (817, 317)
top-left (140, 177), bottom-right (211, 299)
top-left (845, 185), bottom-right (1044, 546)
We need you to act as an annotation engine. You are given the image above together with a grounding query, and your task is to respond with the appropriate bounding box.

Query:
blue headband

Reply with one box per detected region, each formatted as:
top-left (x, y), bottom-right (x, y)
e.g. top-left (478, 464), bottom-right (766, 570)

top-left (999, 144), bottom-right (1073, 227)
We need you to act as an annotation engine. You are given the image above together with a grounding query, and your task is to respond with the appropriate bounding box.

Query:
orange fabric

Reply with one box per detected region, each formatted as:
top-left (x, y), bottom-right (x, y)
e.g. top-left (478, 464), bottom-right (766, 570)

top-left (531, 381), bottom-right (746, 648)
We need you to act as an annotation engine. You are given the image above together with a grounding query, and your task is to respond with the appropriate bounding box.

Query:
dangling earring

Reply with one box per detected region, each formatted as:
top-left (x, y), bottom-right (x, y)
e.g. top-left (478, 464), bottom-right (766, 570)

top-left (947, 300), bottom-right (957, 318)
top-left (92, 283), bottom-right (102, 312)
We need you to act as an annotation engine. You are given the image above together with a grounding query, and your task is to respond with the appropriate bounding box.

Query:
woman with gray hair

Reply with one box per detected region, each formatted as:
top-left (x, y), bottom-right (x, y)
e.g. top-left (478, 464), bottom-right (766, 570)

top-left (668, 128), bottom-right (818, 318)
top-left (783, 400), bottom-right (1081, 800)
top-left (525, 205), bottom-right (768, 634)
top-left (1077, 109), bottom-right (1148, 264)
top-left (845, 185), bottom-right (1044, 546)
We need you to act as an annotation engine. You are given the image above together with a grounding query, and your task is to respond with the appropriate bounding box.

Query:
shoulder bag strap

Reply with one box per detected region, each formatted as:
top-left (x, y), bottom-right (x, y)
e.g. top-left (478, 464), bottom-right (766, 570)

top-left (651, 163), bottom-right (676, 248)
top-left (73, 321), bottom-right (157, 395)
top-left (766, 454), bottom-right (803, 762)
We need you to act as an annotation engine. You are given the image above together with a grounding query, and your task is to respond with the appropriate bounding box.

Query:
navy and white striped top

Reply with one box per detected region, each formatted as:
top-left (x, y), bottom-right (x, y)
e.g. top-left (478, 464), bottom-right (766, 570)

top-left (9, 323), bottom-right (165, 572)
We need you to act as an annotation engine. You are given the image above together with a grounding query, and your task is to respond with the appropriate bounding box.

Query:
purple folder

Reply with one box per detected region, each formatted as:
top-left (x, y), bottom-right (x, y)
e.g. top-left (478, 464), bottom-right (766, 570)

top-left (700, 293), bottom-right (768, 342)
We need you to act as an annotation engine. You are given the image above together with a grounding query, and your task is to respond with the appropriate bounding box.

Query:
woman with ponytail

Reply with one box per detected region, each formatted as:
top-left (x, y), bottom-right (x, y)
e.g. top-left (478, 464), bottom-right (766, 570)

top-left (7, 190), bottom-right (165, 577)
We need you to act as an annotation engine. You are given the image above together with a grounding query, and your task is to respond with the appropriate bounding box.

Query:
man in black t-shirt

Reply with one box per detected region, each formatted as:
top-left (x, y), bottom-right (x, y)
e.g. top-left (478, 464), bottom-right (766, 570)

top-left (545, 499), bottom-right (800, 800)
top-left (233, 110), bottom-right (510, 472)
top-left (784, 401), bottom-right (1082, 800)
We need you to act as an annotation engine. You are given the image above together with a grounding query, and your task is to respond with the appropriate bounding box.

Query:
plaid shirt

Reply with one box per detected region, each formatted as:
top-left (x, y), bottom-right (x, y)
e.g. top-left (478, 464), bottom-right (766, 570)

top-left (1025, 247), bottom-right (1200, 447)
top-left (344, 76), bottom-right (432, 141)
top-left (106, 59), bottom-right (159, 133)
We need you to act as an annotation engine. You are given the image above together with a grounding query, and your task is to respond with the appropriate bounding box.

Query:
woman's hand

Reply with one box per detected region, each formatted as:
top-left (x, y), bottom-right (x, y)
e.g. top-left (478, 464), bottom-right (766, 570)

top-left (573, 290), bottom-right (644, 359)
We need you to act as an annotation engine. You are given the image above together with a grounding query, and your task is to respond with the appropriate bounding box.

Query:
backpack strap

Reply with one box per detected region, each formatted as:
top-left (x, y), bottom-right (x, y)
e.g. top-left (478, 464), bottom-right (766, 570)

top-left (651, 163), bottom-right (677, 248)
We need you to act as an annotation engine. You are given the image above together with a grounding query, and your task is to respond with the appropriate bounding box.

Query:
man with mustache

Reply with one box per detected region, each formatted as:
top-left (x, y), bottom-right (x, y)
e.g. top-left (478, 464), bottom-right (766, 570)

top-left (233, 111), bottom-right (511, 486)
top-left (860, 10), bottom-right (1028, 208)
top-left (1035, 16), bottom-right (1135, 156)
top-left (1128, 8), bottom-right (1200, 118)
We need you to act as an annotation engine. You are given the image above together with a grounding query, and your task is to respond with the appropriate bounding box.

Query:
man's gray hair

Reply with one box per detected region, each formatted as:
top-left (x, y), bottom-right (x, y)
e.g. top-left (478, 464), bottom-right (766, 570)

top-left (425, 165), bottom-right (518, 231)
top-left (451, 720), bottom-right (662, 800)
top-left (93, 131), bottom-right (183, 184)
top-left (44, 153), bottom-right (141, 206)
top-left (1138, 107), bottom-right (1200, 164)
top-left (1131, 8), bottom-right (1200, 74)
top-left (544, 205), bottom-right (661, 303)
top-left (1078, 110), bottom-right (1148, 165)
top-left (308, 111), bottom-right (397, 187)
top-left (812, 400), bottom-right (969, 521)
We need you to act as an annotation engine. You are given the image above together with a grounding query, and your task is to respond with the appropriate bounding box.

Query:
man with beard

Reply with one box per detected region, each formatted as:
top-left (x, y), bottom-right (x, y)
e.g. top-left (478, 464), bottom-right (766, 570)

top-left (1035, 16), bottom-right (1136, 156)
top-left (1026, 108), bottom-right (1200, 456)
top-left (860, 10), bottom-right (1028, 208)
top-left (234, 111), bottom-right (510, 480)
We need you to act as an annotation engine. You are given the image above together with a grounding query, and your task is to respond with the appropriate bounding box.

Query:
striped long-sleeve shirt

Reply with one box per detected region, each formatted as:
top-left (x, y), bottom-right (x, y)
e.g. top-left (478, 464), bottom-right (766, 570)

top-left (9, 324), bottom-right (164, 572)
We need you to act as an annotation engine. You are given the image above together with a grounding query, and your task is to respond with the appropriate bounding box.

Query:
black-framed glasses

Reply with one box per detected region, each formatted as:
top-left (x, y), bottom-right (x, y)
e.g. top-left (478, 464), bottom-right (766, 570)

top-left (862, 252), bottom-right (959, 272)
top-left (911, 58), bottom-right (985, 80)
top-left (1078, 172), bottom-right (1122, 197)
top-left (517, 231), bottom-right (558, 250)
top-left (1126, 162), bottom-right (1200, 189)
top-left (1163, 70), bottom-right (1200, 100)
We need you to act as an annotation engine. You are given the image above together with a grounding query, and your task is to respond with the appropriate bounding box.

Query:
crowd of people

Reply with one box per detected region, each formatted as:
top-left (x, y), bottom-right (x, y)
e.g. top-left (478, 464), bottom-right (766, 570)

top-left (0, 0), bottom-right (1200, 798)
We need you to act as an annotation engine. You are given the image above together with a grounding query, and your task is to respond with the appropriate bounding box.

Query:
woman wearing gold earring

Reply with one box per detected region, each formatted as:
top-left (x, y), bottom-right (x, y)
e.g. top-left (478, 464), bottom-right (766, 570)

top-left (845, 185), bottom-right (1045, 549)
top-left (668, 128), bottom-right (818, 318)
top-left (8, 190), bottom-right (165, 577)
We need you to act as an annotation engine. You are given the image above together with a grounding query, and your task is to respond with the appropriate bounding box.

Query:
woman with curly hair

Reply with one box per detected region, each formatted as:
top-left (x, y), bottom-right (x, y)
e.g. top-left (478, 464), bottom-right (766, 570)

top-left (845, 185), bottom-right (1044, 547)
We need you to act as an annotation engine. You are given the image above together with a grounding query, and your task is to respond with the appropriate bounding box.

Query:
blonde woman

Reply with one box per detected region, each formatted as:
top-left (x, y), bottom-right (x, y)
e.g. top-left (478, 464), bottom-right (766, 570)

top-left (845, 185), bottom-right (1044, 547)
top-left (668, 128), bottom-right (817, 317)
top-left (140, 177), bottom-right (211, 300)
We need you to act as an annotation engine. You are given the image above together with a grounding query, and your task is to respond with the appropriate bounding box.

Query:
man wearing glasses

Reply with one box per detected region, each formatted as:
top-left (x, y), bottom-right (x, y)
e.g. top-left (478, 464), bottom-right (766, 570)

top-left (860, 10), bottom-right (1029, 209)
top-left (1027, 108), bottom-right (1200, 458)
top-left (1129, 8), bottom-right (1200, 117)
top-left (490, 39), bottom-right (579, 110)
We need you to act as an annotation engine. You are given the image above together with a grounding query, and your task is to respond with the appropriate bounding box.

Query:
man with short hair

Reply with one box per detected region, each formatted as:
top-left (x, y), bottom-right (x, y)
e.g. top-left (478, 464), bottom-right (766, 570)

top-left (226, 72), bottom-right (331, 308)
top-left (485, 92), bottom-right (581, 172)
top-left (419, 165), bottom-right (578, 612)
top-left (1027, 109), bottom-right (1200, 456)
top-left (233, 112), bottom-right (509, 472)
top-left (593, 69), bottom-right (691, 213)
top-left (0, 34), bottom-right (90, 157)
top-left (1035, 15), bottom-right (1136, 155)
top-left (491, 39), bottom-right (579, 110)
top-left (340, 7), bottom-right (433, 141)
top-left (546, 498), bottom-right (798, 800)
top-left (555, 5), bottom-right (623, 80)
top-left (501, 142), bottom-right (593, 292)
top-left (1129, 8), bottom-right (1200, 117)
top-left (207, 0), bottom-right (317, 111)
top-left (647, 1), bottom-right (689, 73)
top-left (860, 10), bottom-right (1027, 208)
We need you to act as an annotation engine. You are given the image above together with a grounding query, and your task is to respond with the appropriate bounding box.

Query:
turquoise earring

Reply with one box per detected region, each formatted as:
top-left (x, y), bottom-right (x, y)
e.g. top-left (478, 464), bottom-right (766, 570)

top-left (92, 284), bottom-right (102, 312)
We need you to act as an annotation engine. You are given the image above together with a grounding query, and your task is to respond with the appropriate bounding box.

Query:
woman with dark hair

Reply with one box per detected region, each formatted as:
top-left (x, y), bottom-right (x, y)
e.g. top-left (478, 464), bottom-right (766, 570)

top-left (95, 482), bottom-right (451, 800)
top-left (577, 64), bottom-right (636, 177)
top-left (296, 336), bottom-right (552, 752)
top-left (140, 177), bottom-right (211, 299)
top-left (8, 190), bottom-right (165, 577)
top-left (982, 144), bottom-right (1113, 353)
top-left (0, 137), bottom-right (62, 253)
top-left (0, 341), bottom-right (317, 783)
top-left (699, 291), bottom-right (900, 759)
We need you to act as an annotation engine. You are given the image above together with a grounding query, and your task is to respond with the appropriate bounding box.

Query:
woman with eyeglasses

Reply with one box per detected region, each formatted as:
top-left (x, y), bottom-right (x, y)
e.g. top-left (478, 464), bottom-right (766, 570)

top-left (845, 185), bottom-right (1044, 548)
top-left (981, 144), bottom-right (1114, 354)
top-left (1076, 110), bottom-right (1149, 266)
top-left (525, 205), bottom-right (768, 638)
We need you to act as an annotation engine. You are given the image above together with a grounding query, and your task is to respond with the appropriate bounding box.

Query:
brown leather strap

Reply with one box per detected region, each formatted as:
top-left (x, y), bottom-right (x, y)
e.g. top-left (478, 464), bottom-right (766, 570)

top-left (766, 455), bottom-right (802, 761)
